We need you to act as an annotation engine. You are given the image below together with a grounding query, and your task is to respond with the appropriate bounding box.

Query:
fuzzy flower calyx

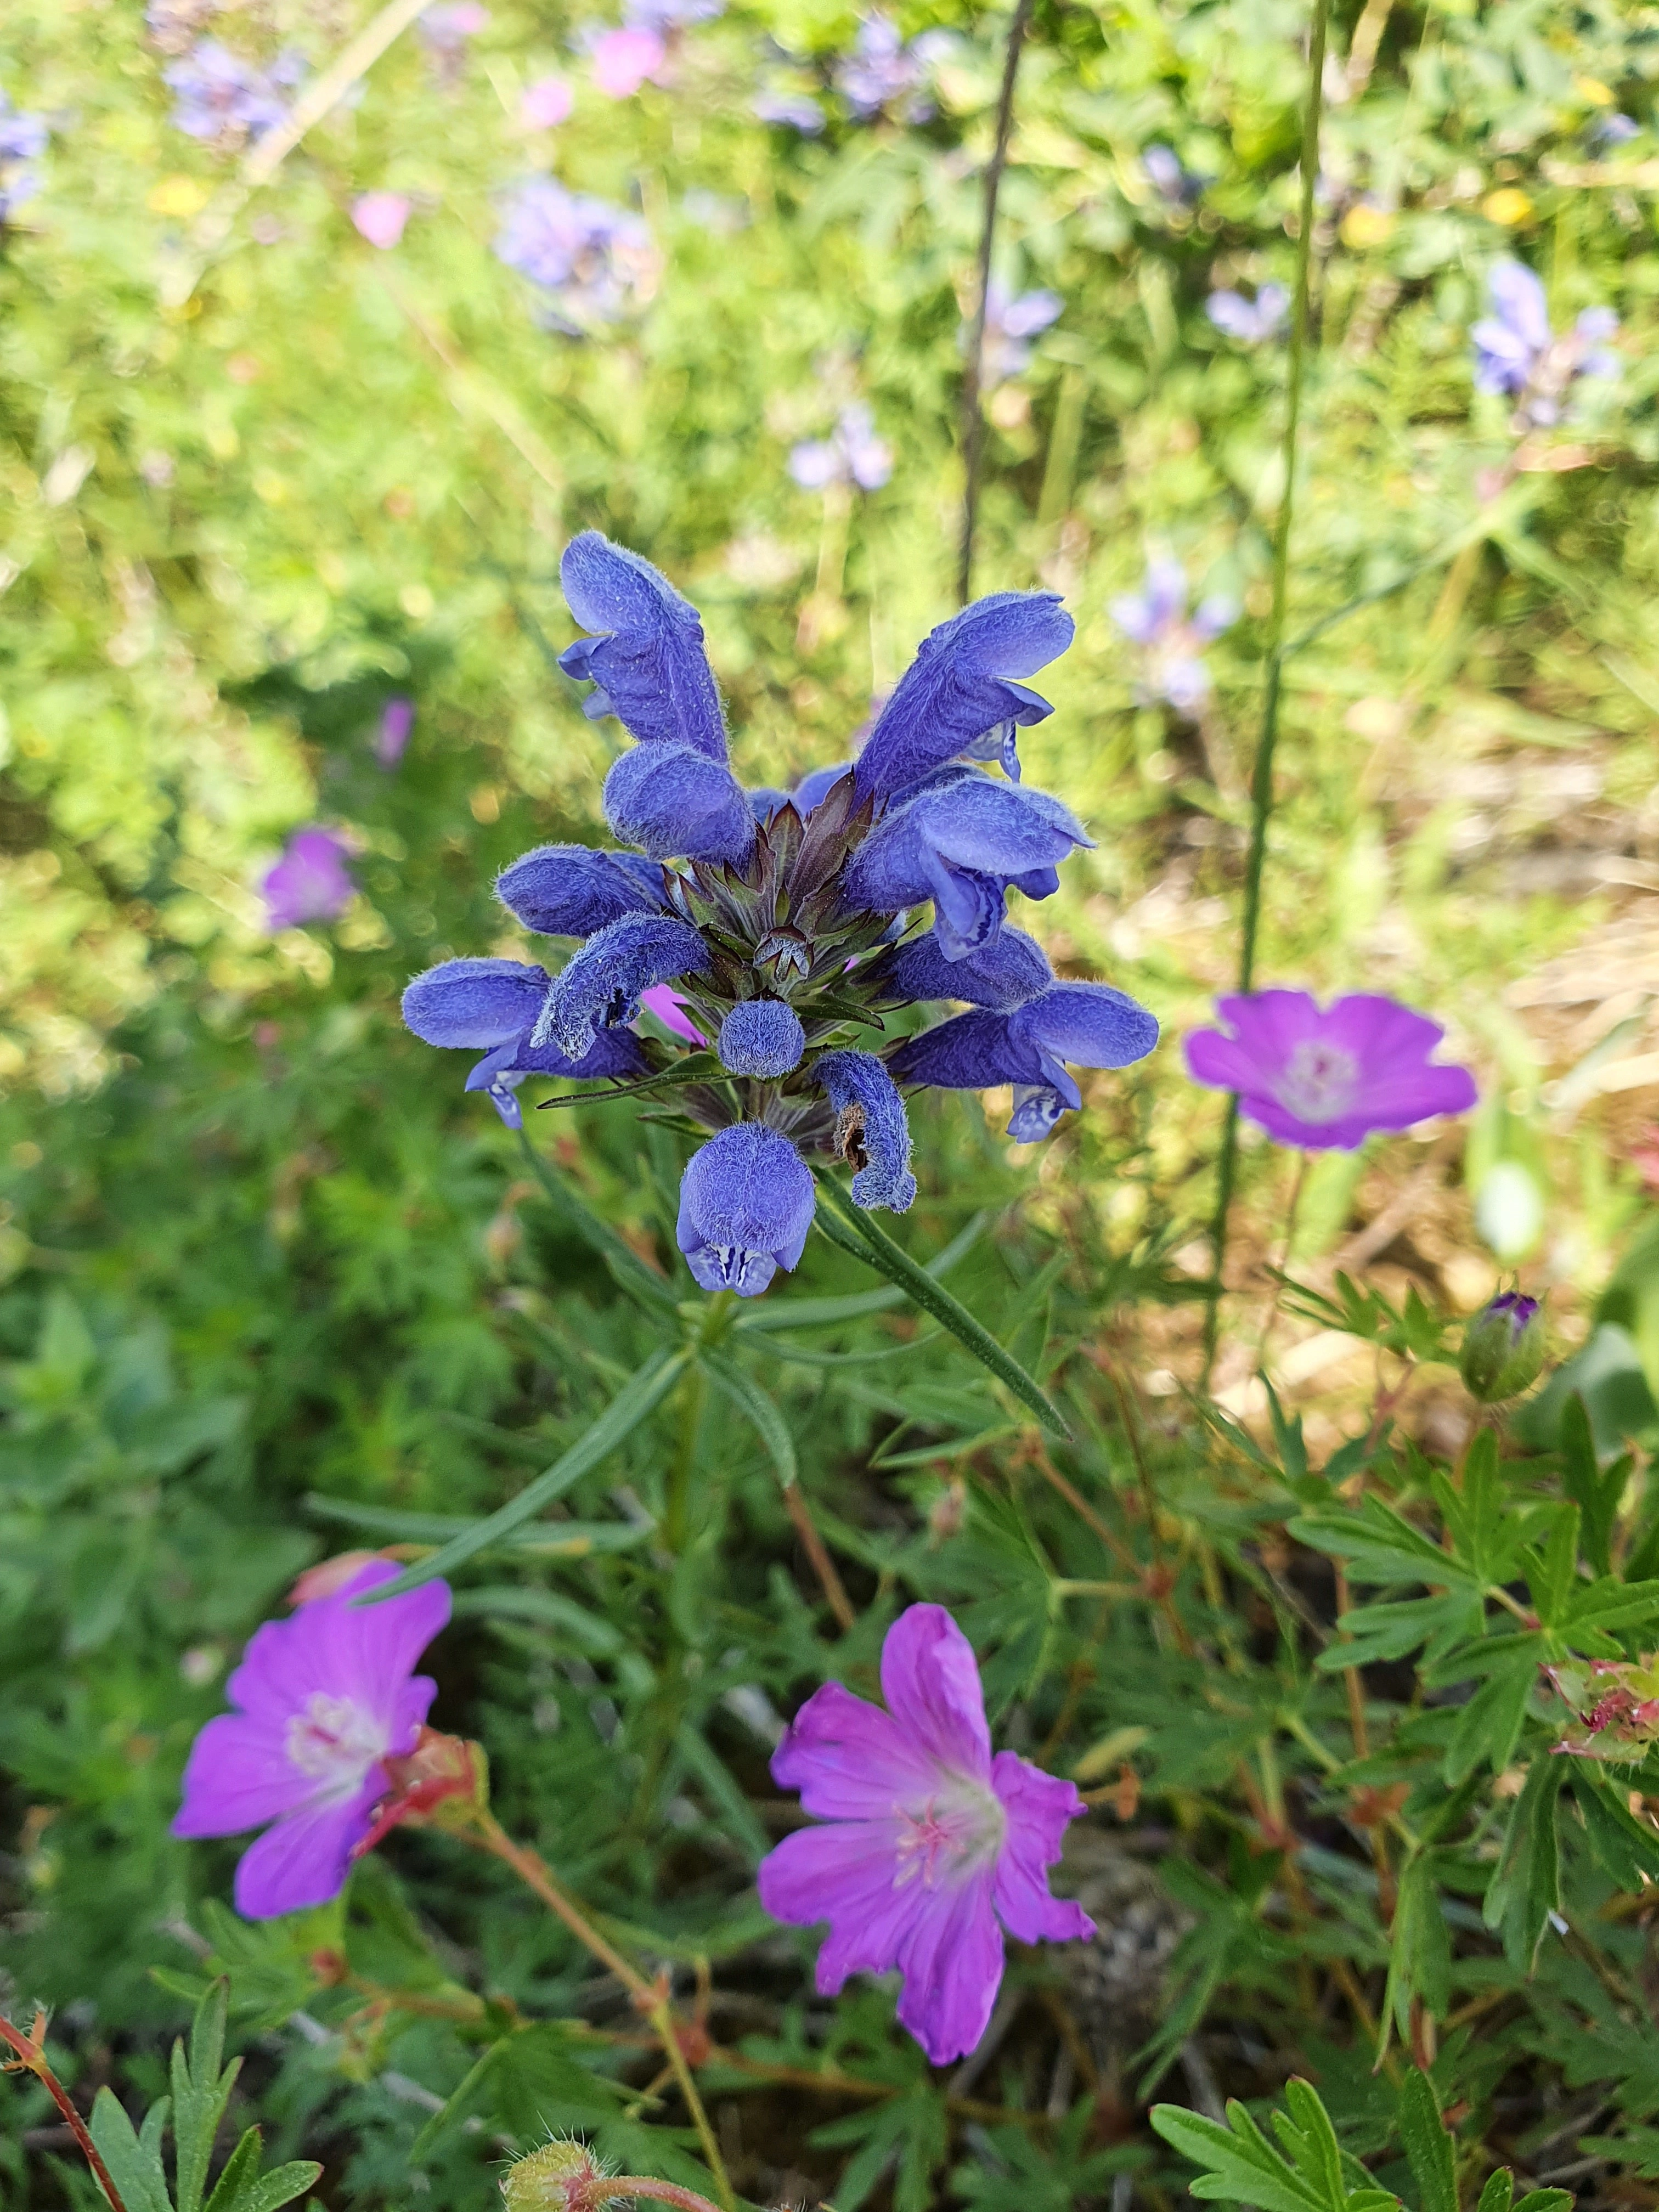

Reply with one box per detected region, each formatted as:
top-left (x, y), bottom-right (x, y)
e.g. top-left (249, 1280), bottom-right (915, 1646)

top-left (758, 1604), bottom-right (1094, 2064)
top-left (400, 534), bottom-right (1156, 1293)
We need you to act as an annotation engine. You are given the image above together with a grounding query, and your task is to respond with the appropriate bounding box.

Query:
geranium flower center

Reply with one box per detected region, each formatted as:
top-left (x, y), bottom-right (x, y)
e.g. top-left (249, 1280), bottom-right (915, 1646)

top-left (1275, 1039), bottom-right (1358, 1126)
top-left (284, 1692), bottom-right (387, 1787)
top-left (894, 1777), bottom-right (1007, 1889)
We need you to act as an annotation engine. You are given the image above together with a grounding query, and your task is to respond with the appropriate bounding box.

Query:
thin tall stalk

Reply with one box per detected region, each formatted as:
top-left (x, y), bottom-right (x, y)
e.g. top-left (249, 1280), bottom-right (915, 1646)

top-left (1201, 0), bottom-right (1333, 1385)
top-left (957, 0), bottom-right (1036, 606)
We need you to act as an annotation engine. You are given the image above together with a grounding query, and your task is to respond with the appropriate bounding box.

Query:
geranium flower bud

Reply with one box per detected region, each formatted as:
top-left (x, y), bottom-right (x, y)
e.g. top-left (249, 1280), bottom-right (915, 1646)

top-left (501, 2138), bottom-right (607, 2212)
top-left (1460, 1290), bottom-right (1546, 1404)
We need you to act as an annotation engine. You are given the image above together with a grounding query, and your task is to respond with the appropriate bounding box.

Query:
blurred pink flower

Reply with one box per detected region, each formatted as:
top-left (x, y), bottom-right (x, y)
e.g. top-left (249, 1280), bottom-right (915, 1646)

top-left (376, 695), bottom-right (414, 766)
top-left (640, 983), bottom-right (705, 1043)
top-left (351, 191), bottom-right (411, 249)
top-left (590, 25), bottom-right (665, 96)
top-left (521, 73), bottom-right (574, 127)
top-left (261, 828), bottom-right (353, 930)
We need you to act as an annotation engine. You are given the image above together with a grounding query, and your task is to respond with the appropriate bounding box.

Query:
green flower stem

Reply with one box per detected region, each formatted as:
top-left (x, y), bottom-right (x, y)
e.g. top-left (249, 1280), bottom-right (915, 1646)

top-left (1202, 0), bottom-right (1334, 1388)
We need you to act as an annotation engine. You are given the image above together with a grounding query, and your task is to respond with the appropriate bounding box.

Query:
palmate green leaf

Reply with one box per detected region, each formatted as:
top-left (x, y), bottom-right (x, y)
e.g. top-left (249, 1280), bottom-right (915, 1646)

top-left (1396, 2069), bottom-right (1456, 2212)
top-left (1314, 1593), bottom-right (1481, 1672)
top-left (1560, 1392), bottom-right (1626, 1577)
top-left (1149, 2099), bottom-right (1327, 2212)
top-left (1291, 1496), bottom-right (1480, 1589)
top-left (812, 1176), bottom-right (1069, 1438)
top-left (89, 2087), bottom-right (172, 2212)
top-left (1442, 1650), bottom-right (1539, 1785)
top-left (1384, 1855), bottom-right (1451, 2040)
top-left (1482, 1752), bottom-right (1565, 1968)
top-left (360, 1345), bottom-right (691, 1600)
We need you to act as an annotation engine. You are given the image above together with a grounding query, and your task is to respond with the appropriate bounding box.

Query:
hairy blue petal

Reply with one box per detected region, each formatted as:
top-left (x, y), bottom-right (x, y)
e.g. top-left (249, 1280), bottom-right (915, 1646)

top-left (718, 999), bottom-right (805, 1077)
top-left (676, 1123), bottom-right (816, 1296)
top-left (847, 776), bottom-right (1088, 960)
top-left (748, 786), bottom-right (791, 822)
top-left (814, 1049), bottom-right (916, 1211)
top-left (402, 958), bottom-right (552, 1048)
top-left (558, 531), bottom-right (729, 760)
top-left (888, 1008), bottom-right (1036, 1094)
top-left (539, 915), bottom-right (712, 1058)
top-left (854, 594), bottom-right (1075, 802)
top-left (1011, 981), bottom-right (1160, 1080)
top-left (465, 1029), bottom-right (650, 1129)
top-left (882, 927), bottom-right (1052, 1010)
top-left (890, 982), bottom-right (1157, 1139)
top-left (603, 742), bottom-right (756, 866)
top-left (495, 843), bottom-right (664, 936)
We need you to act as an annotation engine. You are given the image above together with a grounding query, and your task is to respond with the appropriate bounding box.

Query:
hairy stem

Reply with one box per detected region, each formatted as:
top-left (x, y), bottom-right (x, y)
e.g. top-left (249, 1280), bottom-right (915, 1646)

top-left (1202, 0), bottom-right (1333, 1385)
top-left (957, 0), bottom-right (1036, 605)
top-left (644, 2001), bottom-right (737, 2212)
top-left (1, 2015), bottom-right (129, 2212)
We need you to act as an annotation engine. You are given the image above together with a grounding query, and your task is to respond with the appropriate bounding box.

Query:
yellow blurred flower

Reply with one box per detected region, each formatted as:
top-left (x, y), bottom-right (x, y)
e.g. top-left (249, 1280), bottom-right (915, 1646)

top-left (148, 174), bottom-right (209, 218)
top-left (1340, 204), bottom-right (1396, 249)
top-left (1482, 187), bottom-right (1534, 226)
top-left (1573, 75), bottom-right (1615, 106)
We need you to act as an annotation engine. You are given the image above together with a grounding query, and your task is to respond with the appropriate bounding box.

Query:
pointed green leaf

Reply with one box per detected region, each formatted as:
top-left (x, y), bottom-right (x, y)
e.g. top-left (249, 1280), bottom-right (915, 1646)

top-left (1397, 2069), bottom-right (1456, 2212)
top-left (812, 1176), bottom-right (1069, 1438)
top-left (1279, 2078), bottom-right (1347, 2211)
top-left (89, 2089), bottom-right (173, 2212)
top-left (202, 2130), bottom-right (262, 2212)
top-left (360, 1346), bottom-right (690, 1599)
top-left (701, 1350), bottom-right (797, 1487)
top-left (172, 1980), bottom-right (239, 2212)
top-left (516, 1126), bottom-right (681, 1313)
top-left (1443, 1654), bottom-right (1537, 1786)
top-left (213, 2161), bottom-right (324, 2212)
top-left (1475, 2171), bottom-right (1514, 2212)
top-left (1149, 2101), bottom-right (1323, 2212)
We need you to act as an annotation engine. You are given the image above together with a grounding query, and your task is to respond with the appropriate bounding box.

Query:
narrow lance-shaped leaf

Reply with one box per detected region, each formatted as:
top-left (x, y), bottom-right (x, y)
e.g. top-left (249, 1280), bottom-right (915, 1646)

top-left (360, 1345), bottom-right (691, 1600)
top-left (702, 1349), bottom-right (798, 1487)
top-left (516, 1125), bottom-right (681, 1313)
top-left (812, 1175), bottom-right (1070, 1439)
top-left (735, 1211), bottom-right (988, 1334)
top-left (172, 1980), bottom-right (240, 2212)
top-left (1397, 2067), bottom-right (1457, 2212)
top-left (88, 2089), bottom-right (172, 2212)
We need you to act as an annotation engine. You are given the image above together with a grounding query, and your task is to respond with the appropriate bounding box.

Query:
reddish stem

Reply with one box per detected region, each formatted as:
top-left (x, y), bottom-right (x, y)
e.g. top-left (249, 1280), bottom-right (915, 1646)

top-left (0, 2015), bottom-right (129, 2212)
top-left (592, 2185), bottom-right (725, 2212)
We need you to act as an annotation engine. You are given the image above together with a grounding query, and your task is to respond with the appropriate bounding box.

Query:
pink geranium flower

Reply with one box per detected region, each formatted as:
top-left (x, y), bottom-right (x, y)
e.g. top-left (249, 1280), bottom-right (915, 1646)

top-left (172, 1561), bottom-right (451, 1918)
top-left (757, 1604), bottom-right (1094, 2064)
top-left (590, 24), bottom-right (665, 95)
top-left (260, 827), bottom-right (354, 930)
top-left (351, 191), bottom-right (411, 249)
top-left (639, 981), bottom-right (706, 1043)
top-left (1184, 990), bottom-right (1477, 1150)
top-left (521, 73), bottom-right (574, 127)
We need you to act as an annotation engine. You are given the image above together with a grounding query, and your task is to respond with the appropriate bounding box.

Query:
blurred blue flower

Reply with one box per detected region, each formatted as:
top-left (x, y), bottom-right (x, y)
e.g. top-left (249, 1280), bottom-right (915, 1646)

top-left (164, 38), bottom-right (303, 144)
top-left (788, 402), bottom-right (892, 492)
top-left (835, 14), bottom-right (952, 122)
top-left (973, 280), bottom-right (1062, 389)
top-left (261, 828), bottom-right (353, 930)
top-left (494, 179), bottom-right (657, 332)
top-left (754, 86), bottom-right (826, 133)
top-left (1110, 555), bottom-right (1236, 715)
top-left (627, 0), bottom-right (724, 27)
top-left (402, 533), bottom-right (1156, 1291)
top-left (1589, 112), bottom-right (1639, 149)
top-left (1142, 144), bottom-right (1203, 206)
top-left (0, 90), bottom-right (48, 222)
top-left (1471, 259), bottom-right (1619, 431)
top-left (1206, 282), bottom-right (1289, 343)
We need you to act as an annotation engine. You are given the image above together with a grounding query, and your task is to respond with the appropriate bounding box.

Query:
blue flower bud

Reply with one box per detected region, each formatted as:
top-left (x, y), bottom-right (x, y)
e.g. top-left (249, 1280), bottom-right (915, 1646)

top-left (602, 742), bottom-right (755, 867)
top-left (538, 916), bottom-right (711, 1059)
top-left (815, 1049), bottom-right (916, 1210)
top-left (402, 958), bottom-right (552, 1047)
top-left (718, 999), bottom-right (805, 1077)
top-left (558, 531), bottom-right (729, 760)
top-left (853, 594), bottom-right (1075, 802)
top-left (676, 1123), bottom-right (817, 1295)
top-left (495, 844), bottom-right (663, 936)
top-left (1460, 1291), bottom-right (1547, 1404)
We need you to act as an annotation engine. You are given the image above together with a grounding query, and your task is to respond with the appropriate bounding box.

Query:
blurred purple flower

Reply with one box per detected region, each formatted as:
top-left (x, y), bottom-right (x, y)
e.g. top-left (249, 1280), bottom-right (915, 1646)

top-left (1206, 282), bottom-right (1289, 343)
top-left (1590, 112), bottom-right (1639, 149)
top-left (834, 14), bottom-right (951, 122)
top-left (521, 73), bottom-right (574, 127)
top-left (351, 191), bottom-right (411, 250)
top-left (973, 280), bottom-right (1062, 389)
top-left (261, 827), bottom-right (354, 930)
top-left (1471, 259), bottom-right (1619, 431)
top-left (758, 1604), bottom-right (1094, 2064)
top-left (789, 402), bottom-right (891, 493)
top-left (376, 696), bottom-right (414, 768)
top-left (172, 1560), bottom-right (450, 1920)
top-left (164, 38), bottom-right (302, 145)
top-left (627, 0), bottom-right (724, 26)
top-left (588, 24), bottom-right (665, 95)
top-left (1109, 556), bottom-right (1235, 715)
top-left (1184, 990), bottom-right (1479, 1150)
top-left (494, 178), bottom-right (656, 332)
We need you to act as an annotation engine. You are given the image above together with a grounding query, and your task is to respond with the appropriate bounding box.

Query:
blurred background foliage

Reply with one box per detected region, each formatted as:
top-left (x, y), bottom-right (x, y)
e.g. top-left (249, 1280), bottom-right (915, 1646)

top-left (4, 0), bottom-right (1659, 2204)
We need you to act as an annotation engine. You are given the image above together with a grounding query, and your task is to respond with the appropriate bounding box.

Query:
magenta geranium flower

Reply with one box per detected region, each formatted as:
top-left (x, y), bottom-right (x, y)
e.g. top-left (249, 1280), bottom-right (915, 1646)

top-left (172, 1561), bottom-right (451, 1919)
top-left (261, 827), bottom-right (354, 930)
top-left (1184, 990), bottom-right (1477, 1149)
top-left (757, 1605), bottom-right (1094, 2064)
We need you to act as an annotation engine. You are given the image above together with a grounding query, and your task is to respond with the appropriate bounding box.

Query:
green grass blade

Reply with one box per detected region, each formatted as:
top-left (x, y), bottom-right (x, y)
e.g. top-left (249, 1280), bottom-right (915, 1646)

top-left (358, 1346), bottom-right (691, 1600)
top-left (812, 1177), bottom-right (1070, 1438)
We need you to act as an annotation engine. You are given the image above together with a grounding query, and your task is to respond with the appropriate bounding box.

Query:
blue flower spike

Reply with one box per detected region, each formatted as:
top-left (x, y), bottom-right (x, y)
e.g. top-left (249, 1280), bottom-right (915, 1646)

top-left (400, 532), bottom-right (1157, 1294)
